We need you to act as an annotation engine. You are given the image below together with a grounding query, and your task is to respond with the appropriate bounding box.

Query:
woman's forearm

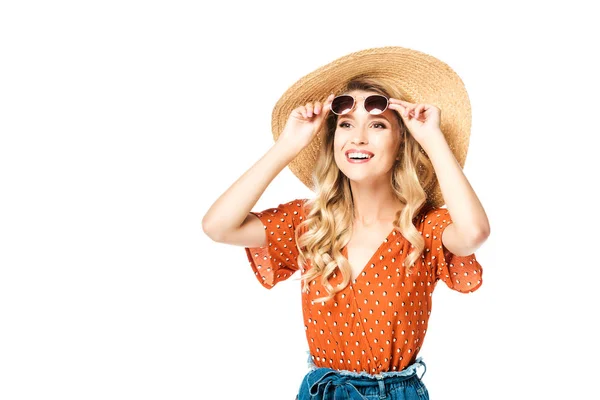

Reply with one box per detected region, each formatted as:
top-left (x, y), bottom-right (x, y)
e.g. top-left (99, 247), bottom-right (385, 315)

top-left (202, 139), bottom-right (300, 241)
top-left (422, 130), bottom-right (490, 240)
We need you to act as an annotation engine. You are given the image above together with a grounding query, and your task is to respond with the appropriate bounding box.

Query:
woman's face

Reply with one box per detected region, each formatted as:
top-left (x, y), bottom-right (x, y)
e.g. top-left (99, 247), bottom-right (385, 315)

top-left (333, 90), bottom-right (402, 185)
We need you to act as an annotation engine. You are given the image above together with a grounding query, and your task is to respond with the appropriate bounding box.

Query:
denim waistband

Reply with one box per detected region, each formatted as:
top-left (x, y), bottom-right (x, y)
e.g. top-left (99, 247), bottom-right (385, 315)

top-left (307, 352), bottom-right (427, 380)
top-left (299, 353), bottom-right (427, 400)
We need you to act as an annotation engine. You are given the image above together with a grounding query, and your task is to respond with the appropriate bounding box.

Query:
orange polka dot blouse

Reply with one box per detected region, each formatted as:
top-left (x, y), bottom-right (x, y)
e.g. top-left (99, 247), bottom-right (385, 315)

top-left (244, 198), bottom-right (483, 374)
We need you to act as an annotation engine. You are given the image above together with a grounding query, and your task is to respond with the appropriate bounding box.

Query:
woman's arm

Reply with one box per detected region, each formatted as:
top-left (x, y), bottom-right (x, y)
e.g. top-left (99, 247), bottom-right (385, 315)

top-left (422, 131), bottom-right (490, 255)
top-left (202, 140), bottom-right (300, 247)
top-left (202, 95), bottom-right (333, 247)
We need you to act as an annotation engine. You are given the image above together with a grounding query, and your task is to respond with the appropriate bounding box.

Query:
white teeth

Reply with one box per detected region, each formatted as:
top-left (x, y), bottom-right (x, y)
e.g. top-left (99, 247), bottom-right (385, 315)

top-left (347, 152), bottom-right (372, 159)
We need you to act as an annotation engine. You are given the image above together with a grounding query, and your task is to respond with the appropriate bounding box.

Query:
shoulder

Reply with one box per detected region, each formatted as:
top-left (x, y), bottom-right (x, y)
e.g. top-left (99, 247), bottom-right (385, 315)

top-left (417, 205), bottom-right (449, 221)
top-left (278, 198), bottom-right (310, 213)
top-left (288, 198), bottom-right (310, 207)
top-left (415, 206), bottom-right (453, 232)
top-left (274, 198), bottom-right (311, 225)
top-left (422, 206), bottom-right (450, 220)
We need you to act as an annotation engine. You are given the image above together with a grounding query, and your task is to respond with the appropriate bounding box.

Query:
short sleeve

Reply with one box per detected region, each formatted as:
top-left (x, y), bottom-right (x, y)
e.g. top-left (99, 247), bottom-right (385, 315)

top-left (421, 207), bottom-right (483, 293)
top-left (244, 198), bottom-right (308, 289)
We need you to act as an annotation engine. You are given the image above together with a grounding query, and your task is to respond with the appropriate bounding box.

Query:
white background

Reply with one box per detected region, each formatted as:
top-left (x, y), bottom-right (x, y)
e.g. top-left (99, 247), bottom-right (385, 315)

top-left (1, 1), bottom-right (599, 399)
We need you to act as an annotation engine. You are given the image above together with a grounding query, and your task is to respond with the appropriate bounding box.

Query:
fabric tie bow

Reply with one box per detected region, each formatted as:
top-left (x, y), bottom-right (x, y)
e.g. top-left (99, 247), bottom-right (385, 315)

top-left (307, 369), bottom-right (369, 400)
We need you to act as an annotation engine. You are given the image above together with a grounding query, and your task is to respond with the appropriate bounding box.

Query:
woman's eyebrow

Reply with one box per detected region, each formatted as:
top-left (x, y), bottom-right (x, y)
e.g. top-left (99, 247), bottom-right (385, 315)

top-left (370, 114), bottom-right (390, 123)
top-left (338, 114), bottom-right (391, 123)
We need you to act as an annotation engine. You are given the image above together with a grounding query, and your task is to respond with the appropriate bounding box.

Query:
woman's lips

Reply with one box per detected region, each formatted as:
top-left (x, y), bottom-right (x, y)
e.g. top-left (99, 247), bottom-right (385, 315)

top-left (345, 149), bottom-right (374, 164)
top-left (346, 155), bottom-right (372, 164)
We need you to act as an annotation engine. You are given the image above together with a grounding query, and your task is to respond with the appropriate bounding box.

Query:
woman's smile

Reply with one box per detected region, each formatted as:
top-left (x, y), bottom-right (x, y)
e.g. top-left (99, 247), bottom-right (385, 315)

top-left (345, 149), bottom-right (374, 164)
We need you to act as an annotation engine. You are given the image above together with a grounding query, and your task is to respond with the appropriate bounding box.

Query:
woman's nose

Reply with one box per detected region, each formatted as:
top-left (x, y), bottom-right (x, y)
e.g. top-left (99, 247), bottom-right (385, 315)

top-left (351, 126), bottom-right (369, 145)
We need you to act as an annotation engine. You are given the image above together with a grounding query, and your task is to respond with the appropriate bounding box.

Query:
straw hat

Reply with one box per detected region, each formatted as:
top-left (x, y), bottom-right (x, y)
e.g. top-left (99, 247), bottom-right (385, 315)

top-left (271, 46), bottom-right (472, 208)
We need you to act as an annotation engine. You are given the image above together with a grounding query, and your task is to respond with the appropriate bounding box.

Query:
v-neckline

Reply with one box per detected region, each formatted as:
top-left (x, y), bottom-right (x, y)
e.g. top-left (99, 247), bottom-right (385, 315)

top-left (342, 227), bottom-right (397, 285)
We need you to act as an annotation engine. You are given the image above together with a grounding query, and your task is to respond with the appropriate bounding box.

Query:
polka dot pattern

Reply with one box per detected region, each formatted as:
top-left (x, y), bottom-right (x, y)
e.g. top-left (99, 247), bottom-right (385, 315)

top-left (244, 200), bottom-right (306, 288)
top-left (245, 199), bottom-right (483, 373)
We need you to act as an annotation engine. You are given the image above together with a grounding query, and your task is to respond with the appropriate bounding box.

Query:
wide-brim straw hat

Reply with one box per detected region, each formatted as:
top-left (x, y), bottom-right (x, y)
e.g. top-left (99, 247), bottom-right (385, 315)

top-left (271, 46), bottom-right (472, 208)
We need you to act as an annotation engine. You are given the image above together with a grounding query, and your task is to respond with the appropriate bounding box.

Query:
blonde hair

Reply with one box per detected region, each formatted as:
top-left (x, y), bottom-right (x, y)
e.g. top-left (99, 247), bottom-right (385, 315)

top-left (294, 77), bottom-right (439, 302)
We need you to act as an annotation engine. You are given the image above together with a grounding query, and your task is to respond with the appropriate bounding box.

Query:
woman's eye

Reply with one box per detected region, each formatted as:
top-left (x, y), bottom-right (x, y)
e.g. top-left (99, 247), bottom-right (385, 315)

top-left (339, 122), bottom-right (352, 128)
top-left (372, 122), bottom-right (387, 129)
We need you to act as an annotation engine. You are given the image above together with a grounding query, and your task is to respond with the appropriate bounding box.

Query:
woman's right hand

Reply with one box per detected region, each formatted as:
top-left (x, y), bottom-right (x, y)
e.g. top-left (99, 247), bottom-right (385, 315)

top-left (277, 94), bottom-right (335, 152)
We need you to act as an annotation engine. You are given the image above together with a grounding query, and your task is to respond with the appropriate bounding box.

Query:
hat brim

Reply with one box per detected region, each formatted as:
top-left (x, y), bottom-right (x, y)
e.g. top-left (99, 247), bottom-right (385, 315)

top-left (271, 46), bottom-right (472, 208)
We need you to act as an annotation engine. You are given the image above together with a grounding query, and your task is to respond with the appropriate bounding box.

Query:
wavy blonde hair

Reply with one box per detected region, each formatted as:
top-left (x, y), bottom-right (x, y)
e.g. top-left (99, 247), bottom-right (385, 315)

top-left (294, 77), bottom-right (439, 302)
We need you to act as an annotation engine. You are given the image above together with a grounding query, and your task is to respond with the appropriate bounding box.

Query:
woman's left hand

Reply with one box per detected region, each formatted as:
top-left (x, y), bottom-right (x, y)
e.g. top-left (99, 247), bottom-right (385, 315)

top-left (388, 99), bottom-right (444, 147)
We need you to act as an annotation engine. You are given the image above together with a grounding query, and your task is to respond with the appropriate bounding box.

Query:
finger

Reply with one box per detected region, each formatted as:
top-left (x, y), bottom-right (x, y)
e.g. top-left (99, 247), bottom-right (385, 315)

top-left (313, 94), bottom-right (335, 129)
top-left (392, 100), bottom-right (417, 118)
top-left (313, 101), bottom-right (322, 115)
top-left (318, 93), bottom-right (335, 118)
top-left (303, 103), bottom-right (313, 118)
top-left (295, 106), bottom-right (307, 119)
top-left (414, 104), bottom-right (425, 120)
top-left (393, 103), bottom-right (412, 118)
top-left (388, 103), bottom-right (406, 118)
top-left (394, 101), bottom-right (413, 117)
top-left (389, 98), bottom-right (416, 107)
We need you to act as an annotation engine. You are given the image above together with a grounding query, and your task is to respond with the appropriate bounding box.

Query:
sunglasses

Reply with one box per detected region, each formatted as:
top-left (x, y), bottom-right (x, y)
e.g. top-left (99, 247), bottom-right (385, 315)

top-left (330, 94), bottom-right (389, 116)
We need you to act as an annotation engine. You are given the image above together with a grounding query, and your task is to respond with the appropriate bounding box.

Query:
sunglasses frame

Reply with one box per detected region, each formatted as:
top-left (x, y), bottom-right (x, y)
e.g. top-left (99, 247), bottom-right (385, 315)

top-left (330, 94), bottom-right (390, 116)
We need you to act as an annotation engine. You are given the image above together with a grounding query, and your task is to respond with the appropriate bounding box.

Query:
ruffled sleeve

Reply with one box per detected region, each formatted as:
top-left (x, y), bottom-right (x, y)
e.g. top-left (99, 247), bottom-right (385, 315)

top-left (421, 207), bottom-right (483, 293)
top-left (244, 198), bottom-right (308, 289)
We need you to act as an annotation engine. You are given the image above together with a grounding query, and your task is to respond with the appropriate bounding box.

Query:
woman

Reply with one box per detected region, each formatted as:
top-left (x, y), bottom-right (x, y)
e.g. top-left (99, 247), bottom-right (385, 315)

top-left (203, 46), bottom-right (490, 400)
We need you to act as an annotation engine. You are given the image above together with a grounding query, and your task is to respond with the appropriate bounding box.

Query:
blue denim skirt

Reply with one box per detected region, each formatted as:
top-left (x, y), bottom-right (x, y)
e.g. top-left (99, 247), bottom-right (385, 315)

top-left (296, 356), bottom-right (429, 400)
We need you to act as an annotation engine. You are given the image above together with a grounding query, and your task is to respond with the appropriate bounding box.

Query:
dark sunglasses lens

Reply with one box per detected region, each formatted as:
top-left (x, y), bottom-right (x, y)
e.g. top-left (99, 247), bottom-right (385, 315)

top-left (331, 95), bottom-right (355, 115)
top-left (364, 95), bottom-right (388, 115)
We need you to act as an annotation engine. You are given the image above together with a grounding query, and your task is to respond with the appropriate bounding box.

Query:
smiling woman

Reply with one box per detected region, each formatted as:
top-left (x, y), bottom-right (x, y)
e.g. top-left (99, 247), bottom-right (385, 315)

top-left (202, 46), bottom-right (490, 400)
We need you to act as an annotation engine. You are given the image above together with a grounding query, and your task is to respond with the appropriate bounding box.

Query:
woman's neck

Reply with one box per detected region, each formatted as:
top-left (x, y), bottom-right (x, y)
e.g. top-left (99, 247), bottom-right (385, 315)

top-left (350, 183), bottom-right (402, 226)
